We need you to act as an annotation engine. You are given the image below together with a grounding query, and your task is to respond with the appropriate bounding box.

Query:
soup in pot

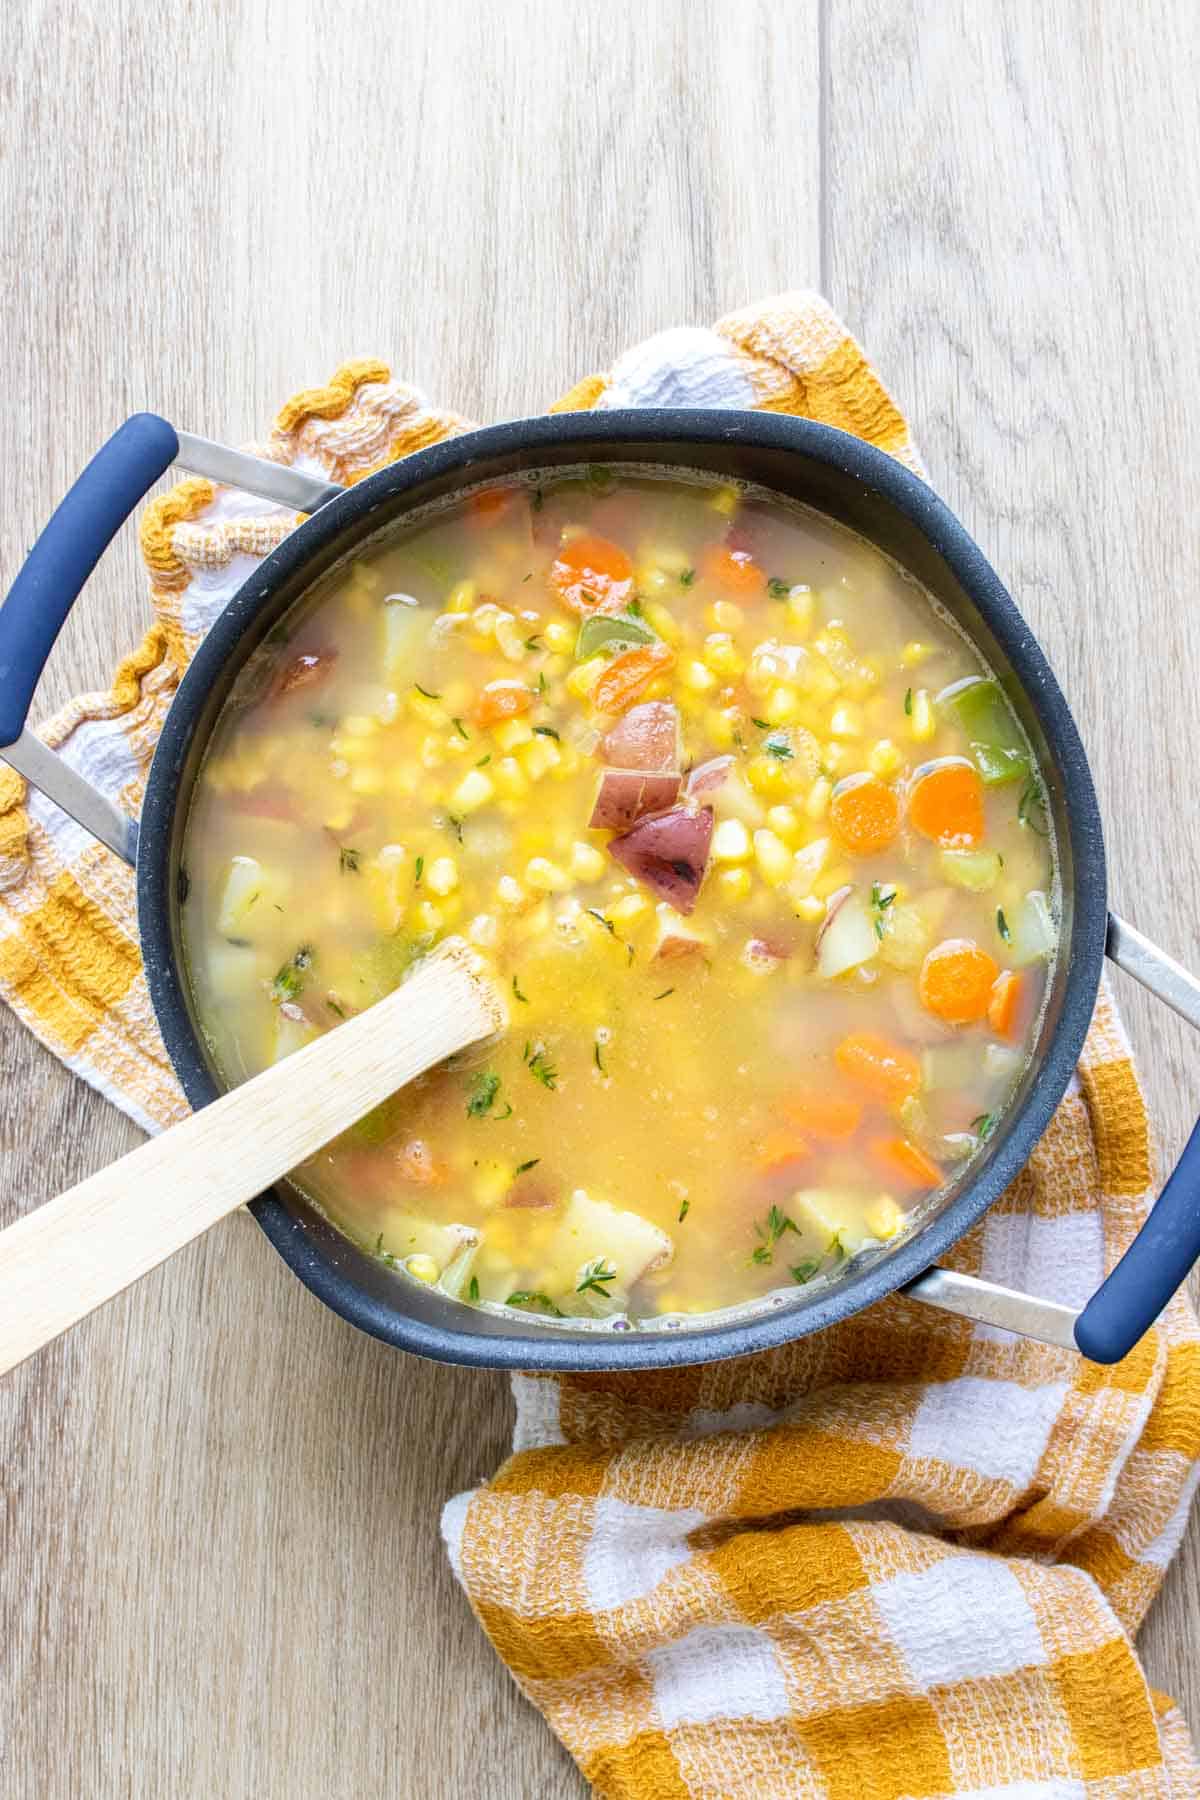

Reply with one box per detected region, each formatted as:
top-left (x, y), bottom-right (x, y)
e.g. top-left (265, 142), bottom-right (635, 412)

top-left (180, 467), bottom-right (1058, 1325)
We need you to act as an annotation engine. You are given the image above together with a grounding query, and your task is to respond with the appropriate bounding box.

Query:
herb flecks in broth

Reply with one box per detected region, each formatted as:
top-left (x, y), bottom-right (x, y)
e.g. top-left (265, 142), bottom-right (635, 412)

top-left (182, 468), bottom-right (1058, 1322)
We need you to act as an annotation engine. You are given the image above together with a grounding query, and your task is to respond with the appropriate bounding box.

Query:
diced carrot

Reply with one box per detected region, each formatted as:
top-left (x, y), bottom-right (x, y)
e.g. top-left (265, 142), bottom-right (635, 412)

top-left (701, 543), bottom-right (765, 593)
top-left (909, 758), bottom-right (985, 849)
top-left (592, 641), bottom-right (675, 715)
top-left (549, 532), bottom-right (634, 615)
top-left (754, 1130), bottom-right (811, 1175)
top-left (988, 968), bottom-right (1022, 1039)
top-left (783, 1089), bottom-right (863, 1141)
top-left (919, 938), bottom-right (1000, 1025)
top-left (467, 487), bottom-right (516, 529)
top-left (472, 679), bottom-right (535, 728)
top-left (829, 773), bottom-right (902, 857)
top-left (869, 1135), bottom-right (944, 1190)
top-left (834, 1031), bottom-right (922, 1105)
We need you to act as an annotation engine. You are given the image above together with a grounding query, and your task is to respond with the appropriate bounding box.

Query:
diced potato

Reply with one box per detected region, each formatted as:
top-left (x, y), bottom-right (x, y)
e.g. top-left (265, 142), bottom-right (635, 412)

top-left (493, 717), bottom-right (534, 752)
top-left (217, 856), bottom-right (275, 936)
top-left (272, 1008), bottom-right (318, 1063)
top-left (569, 841), bottom-right (606, 883)
top-left (519, 736), bottom-right (561, 780)
top-left (713, 818), bottom-right (752, 864)
top-left (718, 867), bottom-right (753, 902)
top-left (866, 1195), bottom-right (904, 1240)
top-left (790, 1187), bottom-right (876, 1256)
top-left (877, 900), bottom-right (932, 971)
top-left (816, 888), bottom-right (878, 979)
top-left (1009, 891), bottom-right (1057, 966)
top-left (789, 836), bottom-right (832, 899)
top-left (566, 657), bottom-right (606, 700)
top-left (384, 601), bottom-right (428, 681)
top-left (652, 903), bottom-right (714, 960)
top-left (552, 1189), bottom-right (674, 1313)
top-left (381, 1215), bottom-right (479, 1268)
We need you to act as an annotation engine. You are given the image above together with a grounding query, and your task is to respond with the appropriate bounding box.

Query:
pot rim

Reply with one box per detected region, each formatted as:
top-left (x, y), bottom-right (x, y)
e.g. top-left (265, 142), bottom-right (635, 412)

top-left (138, 409), bottom-right (1107, 1370)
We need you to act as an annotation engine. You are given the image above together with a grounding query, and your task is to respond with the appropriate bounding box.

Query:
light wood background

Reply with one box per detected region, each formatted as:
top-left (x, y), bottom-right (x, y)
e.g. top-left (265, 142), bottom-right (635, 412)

top-left (3, 2), bottom-right (1199, 1795)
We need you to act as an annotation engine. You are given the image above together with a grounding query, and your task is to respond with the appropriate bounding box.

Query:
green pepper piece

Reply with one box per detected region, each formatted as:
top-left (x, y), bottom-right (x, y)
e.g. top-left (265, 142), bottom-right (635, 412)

top-left (575, 613), bottom-right (657, 660)
top-left (940, 677), bottom-right (1031, 786)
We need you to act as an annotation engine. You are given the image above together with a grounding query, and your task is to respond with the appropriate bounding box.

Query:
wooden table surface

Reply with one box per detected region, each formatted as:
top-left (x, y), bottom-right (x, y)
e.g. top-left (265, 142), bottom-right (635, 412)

top-left (3, 2), bottom-right (1199, 1794)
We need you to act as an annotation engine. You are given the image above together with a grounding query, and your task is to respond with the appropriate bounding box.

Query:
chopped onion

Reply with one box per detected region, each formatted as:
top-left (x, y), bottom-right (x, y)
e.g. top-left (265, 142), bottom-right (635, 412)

top-left (1009, 890), bottom-right (1057, 966)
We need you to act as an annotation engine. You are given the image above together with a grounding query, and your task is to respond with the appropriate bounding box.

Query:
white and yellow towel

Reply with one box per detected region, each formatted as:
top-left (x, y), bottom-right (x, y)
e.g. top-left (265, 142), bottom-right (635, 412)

top-left (1, 294), bottom-right (1197, 1796)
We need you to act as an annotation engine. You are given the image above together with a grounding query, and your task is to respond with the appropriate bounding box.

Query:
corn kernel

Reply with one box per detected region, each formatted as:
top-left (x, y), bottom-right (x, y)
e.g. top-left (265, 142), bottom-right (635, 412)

top-left (497, 875), bottom-right (527, 908)
top-left (634, 565), bottom-right (672, 597)
top-left (467, 912), bottom-right (499, 947)
top-left (341, 714), bottom-right (379, 739)
top-left (444, 580), bottom-right (477, 614)
top-left (525, 856), bottom-right (571, 893)
top-left (900, 641), bottom-right (930, 667)
top-left (450, 768), bottom-right (495, 812)
top-left (717, 867), bottom-right (753, 902)
top-left (426, 855), bottom-right (459, 896)
top-left (494, 616), bottom-right (527, 662)
top-left (712, 818), bottom-right (752, 863)
top-left (569, 841), bottom-right (606, 882)
top-left (786, 586), bottom-right (815, 637)
top-left (794, 894), bottom-right (826, 923)
top-left (829, 702), bottom-right (864, 740)
top-left (805, 776), bottom-right (832, 820)
top-left (543, 619), bottom-right (575, 653)
top-left (766, 804), bottom-right (801, 842)
top-left (753, 828), bottom-right (792, 887)
top-left (566, 657), bottom-right (606, 700)
top-left (867, 1195), bottom-right (904, 1240)
top-left (609, 892), bottom-right (648, 925)
top-left (682, 659), bottom-right (717, 694)
top-left (330, 733), bottom-right (372, 762)
top-left (705, 707), bottom-right (737, 750)
top-left (411, 899), bottom-right (445, 934)
top-left (519, 735), bottom-right (561, 779)
top-left (746, 753), bottom-right (790, 796)
top-left (349, 766), bottom-right (384, 796)
top-left (910, 688), bottom-right (936, 742)
top-left (701, 633), bottom-right (745, 677)
top-left (405, 1254), bottom-right (440, 1284)
top-left (643, 600), bottom-right (682, 645)
top-left (763, 684), bottom-right (802, 725)
top-left (491, 755), bottom-right (528, 800)
top-left (709, 484), bottom-right (739, 516)
top-left (790, 835), bottom-right (832, 896)
top-left (867, 738), bottom-right (904, 778)
top-left (493, 717), bottom-right (534, 752)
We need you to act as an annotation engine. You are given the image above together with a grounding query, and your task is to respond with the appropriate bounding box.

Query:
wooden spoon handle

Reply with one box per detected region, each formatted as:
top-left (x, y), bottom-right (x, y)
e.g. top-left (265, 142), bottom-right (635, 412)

top-left (0, 938), bottom-right (503, 1377)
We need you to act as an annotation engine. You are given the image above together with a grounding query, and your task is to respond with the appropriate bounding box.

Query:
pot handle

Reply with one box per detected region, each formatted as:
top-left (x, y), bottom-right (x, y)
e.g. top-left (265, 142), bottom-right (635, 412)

top-left (0, 415), bottom-right (343, 863)
top-left (0, 414), bottom-right (179, 750)
top-left (1071, 914), bottom-right (1200, 1362)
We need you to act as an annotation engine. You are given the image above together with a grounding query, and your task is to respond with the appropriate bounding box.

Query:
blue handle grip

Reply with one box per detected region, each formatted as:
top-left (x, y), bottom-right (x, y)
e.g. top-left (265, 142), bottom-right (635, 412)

top-left (0, 413), bottom-right (179, 747)
top-left (1075, 1115), bottom-right (1200, 1363)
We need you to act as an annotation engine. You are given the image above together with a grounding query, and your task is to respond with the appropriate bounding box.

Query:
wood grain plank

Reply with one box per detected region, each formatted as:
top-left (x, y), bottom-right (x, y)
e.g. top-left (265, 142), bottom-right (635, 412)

top-left (0, 2), bottom-right (820, 1794)
top-left (826, 0), bottom-right (1200, 1725)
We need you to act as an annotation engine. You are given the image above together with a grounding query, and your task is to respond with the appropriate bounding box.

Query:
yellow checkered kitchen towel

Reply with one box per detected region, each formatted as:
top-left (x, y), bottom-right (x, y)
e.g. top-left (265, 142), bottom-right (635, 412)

top-left (2, 294), bottom-right (1199, 1797)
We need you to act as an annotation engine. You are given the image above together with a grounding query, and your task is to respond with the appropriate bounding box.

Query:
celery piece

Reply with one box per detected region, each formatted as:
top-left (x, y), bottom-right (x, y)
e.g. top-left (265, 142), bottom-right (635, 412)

top-left (939, 678), bottom-right (1030, 786)
top-left (575, 613), bottom-right (656, 660)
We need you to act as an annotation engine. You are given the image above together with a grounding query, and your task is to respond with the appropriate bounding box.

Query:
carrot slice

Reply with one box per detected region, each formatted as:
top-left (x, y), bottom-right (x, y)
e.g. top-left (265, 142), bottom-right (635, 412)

top-left (549, 533), bottom-right (634, 615)
top-left (834, 1032), bottom-right (922, 1105)
top-left (829, 773), bottom-right (902, 857)
top-left (467, 487), bottom-right (516, 529)
top-left (988, 968), bottom-right (1022, 1039)
top-left (919, 938), bottom-right (1000, 1025)
top-left (592, 641), bottom-right (675, 715)
top-left (869, 1135), bottom-right (944, 1190)
top-left (909, 758), bottom-right (985, 848)
top-left (472, 679), bottom-right (535, 728)
top-left (754, 1130), bottom-right (811, 1175)
top-left (783, 1089), bottom-right (863, 1141)
top-left (701, 543), bottom-right (765, 593)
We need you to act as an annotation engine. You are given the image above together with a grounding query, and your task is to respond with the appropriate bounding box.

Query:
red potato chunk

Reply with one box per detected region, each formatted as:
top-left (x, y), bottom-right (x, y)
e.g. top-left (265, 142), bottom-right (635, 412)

top-left (589, 769), bottom-right (682, 832)
top-left (608, 804), bottom-right (714, 915)
top-left (686, 754), bottom-right (734, 799)
top-left (270, 648), bottom-right (338, 698)
top-left (600, 701), bottom-right (681, 772)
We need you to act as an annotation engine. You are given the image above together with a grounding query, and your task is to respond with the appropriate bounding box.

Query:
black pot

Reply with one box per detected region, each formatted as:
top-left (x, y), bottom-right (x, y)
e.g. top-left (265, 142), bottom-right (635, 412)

top-left (3, 408), bottom-right (1198, 1368)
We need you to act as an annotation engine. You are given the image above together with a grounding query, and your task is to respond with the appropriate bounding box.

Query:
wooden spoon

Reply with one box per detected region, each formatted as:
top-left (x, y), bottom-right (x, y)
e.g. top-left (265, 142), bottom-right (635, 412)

top-left (0, 937), bottom-right (505, 1378)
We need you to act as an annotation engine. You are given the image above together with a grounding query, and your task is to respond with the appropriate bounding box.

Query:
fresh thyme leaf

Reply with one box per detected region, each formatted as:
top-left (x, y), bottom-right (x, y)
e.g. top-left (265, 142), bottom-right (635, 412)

top-left (654, 987), bottom-right (675, 1001)
top-left (764, 735), bottom-right (794, 761)
top-left (526, 1048), bottom-right (558, 1090)
top-left (413, 682), bottom-right (441, 700)
top-left (476, 753), bottom-right (492, 767)
top-left (1017, 775), bottom-right (1050, 836)
top-left (446, 815), bottom-right (464, 843)
top-left (576, 1258), bottom-right (617, 1297)
top-left (538, 670), bottom-right (548, 695)
top-left (751, 717), bottom-right (771, 730)
top-left (678, 1198), bottom-right (690, 1223)
top-left (533, 725), bottom-right (560, 739)
top-left (466, 1071), bottom-right (502, 1118)
top-left (524, 633), bottom-right (543, 649)
top-left (374, 1233), bottom-right (398, 1270)
top-left (495, 1102), bottom-right (514, 1119)
top-left (338, 846), bottom-right (361, 873)
top-left (767, 576), bottom-right (790, 599)
top-left (414, 855), bottom-right (424, 886)
top-left (512, 974), bottom-right (530, 1003)
top-left (586, 908), bottom-right (616, 936)
top-left (515, 1158), bottom-right (541, 1175)
top-left (593, 1038), bottom-right (607, 1074)
top-left (827, 1233), bottom-right (846, 1262)
top-left (679, 568), bottom-right (696, 588)
top-left (996, 907), bottom-right (1011, 943)
top-left (468, 1276), bottom-right (480, 1302)
top-left (904, 687), bottom-right (913, 716)
top-left (326, 997), bottom-right (346, 1019)
top-left (626, 596), bottom-right (644, 617)
top-left (971, 1112), bottom-right (996, 1140)
top-left (271, 945), bottom-right (313, 1004)
top-left (506, 1290), bottom-right (563, 1315)
top-left (451, 716), bottom-right (469, 740)
top-left (752, 1203), bottom-right (799, 1264)
top-left (790, 1258), bottom-right (820, 1285)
